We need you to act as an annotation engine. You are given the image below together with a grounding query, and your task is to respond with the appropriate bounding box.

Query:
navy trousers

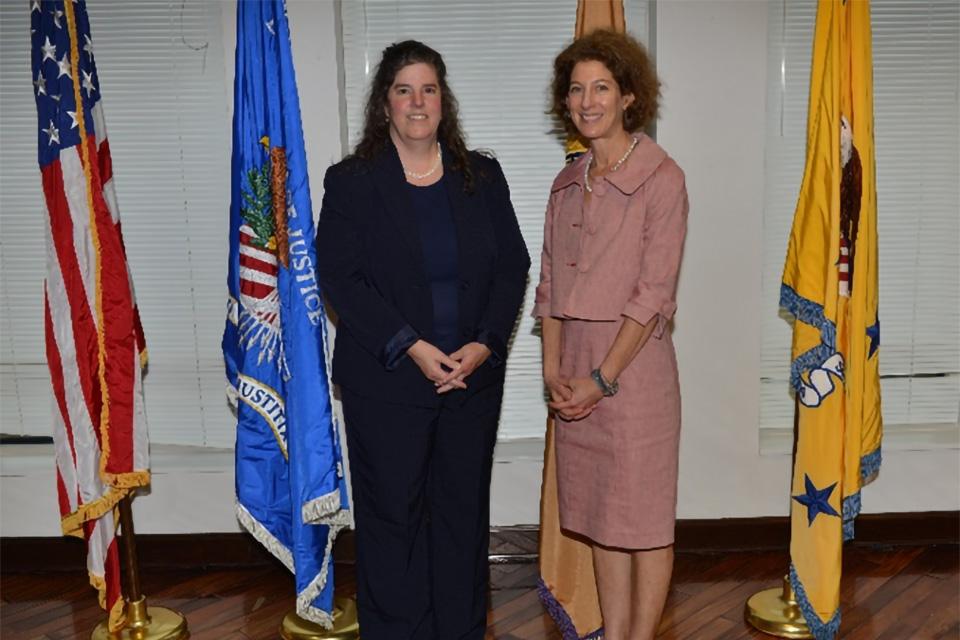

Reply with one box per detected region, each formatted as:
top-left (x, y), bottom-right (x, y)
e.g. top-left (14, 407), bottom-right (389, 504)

top-left (341, 385), bottom-right (501, 640)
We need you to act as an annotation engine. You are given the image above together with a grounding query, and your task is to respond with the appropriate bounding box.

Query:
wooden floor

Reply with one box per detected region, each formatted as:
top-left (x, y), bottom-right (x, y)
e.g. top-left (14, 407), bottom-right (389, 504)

top-left (2, 546), bottom-right (956, 639)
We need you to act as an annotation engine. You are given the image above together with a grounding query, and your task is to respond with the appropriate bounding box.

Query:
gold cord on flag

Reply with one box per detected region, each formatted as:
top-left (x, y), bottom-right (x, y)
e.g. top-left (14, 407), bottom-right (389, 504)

top-left (62, 0), bottom-right (149, 493)
top-left (63, 0), bottom-right (114, 490)
top-left (62, 1), bottom-right (150, 632)
top-left (59, 3), bottom-right (127, 630)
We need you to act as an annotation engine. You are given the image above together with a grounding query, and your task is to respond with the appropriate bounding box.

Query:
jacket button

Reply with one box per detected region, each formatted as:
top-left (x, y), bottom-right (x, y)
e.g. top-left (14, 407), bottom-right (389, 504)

top-left (458, 280), bottom-right (470, 291)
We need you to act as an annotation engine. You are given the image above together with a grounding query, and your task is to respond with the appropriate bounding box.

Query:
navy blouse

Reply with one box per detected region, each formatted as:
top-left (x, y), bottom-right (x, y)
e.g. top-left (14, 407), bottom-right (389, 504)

top-left (406, 178), bottom-right (460, 354)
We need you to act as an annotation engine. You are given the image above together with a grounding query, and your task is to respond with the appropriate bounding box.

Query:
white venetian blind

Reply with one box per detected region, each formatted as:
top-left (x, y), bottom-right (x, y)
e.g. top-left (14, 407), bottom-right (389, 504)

top-left (0, 1), bottom-right (235, 447)
top-left (339, 0), bottom-right (649, 439)
top-left (760, 0), bottom-right (960, 441)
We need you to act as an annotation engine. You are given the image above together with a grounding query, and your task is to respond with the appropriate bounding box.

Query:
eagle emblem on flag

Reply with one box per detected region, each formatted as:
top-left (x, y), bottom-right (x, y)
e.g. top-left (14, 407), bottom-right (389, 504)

top-left (237, 137), bottom-right (289, 373)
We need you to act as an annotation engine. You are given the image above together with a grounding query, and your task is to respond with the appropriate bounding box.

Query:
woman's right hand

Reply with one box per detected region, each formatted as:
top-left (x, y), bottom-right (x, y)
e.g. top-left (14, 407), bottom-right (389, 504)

top-left (407, 340), bottom-right (467, 392)
top-left (544, 372), bottom-right (573, 406)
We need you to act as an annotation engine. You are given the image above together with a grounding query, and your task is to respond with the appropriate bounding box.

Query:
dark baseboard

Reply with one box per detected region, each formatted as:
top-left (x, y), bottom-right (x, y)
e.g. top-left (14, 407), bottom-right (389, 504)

top-left (2, 511), bottom-right (956, 574)
top-left (674, 511), bottom-right (959, 551)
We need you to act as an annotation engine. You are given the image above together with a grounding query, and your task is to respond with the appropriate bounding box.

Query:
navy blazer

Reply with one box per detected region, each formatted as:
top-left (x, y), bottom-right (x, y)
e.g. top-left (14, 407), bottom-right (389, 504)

top-left (316, 141), bottom-right (530, 407)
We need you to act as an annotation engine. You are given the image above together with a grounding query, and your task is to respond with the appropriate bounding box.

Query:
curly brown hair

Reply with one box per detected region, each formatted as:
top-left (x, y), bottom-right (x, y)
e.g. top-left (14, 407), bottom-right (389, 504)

top-left (550, 30), bottom-right (660, 137)
top-left (351, 40), bottom-right (474, 191)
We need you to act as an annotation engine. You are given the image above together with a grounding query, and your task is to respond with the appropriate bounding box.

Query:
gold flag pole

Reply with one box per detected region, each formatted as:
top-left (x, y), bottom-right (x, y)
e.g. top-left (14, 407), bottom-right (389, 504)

top-left (744, 399), bottom-right (811, 638)
top-left (91, 496), bottom-right (188, 640)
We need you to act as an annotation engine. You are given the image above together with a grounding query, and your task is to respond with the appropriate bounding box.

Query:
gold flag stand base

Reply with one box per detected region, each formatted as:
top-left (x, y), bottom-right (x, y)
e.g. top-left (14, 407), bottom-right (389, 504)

top-left (90, 498), bottom-right (189, 640)
top-left (280, 596), bottom-right (359, 640)
top-left (91, 597), bottom-right (188, 640)
top-left (745, 575), bottom-right (813, 638)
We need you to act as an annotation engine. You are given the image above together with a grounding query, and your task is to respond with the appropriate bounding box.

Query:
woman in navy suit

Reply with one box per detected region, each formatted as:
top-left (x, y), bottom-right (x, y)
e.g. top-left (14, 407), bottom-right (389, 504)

top-left (316, 40), bottom-right (529, 640)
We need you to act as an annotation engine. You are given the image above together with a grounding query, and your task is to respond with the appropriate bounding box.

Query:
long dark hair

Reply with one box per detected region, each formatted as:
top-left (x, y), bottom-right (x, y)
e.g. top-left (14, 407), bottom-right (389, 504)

top-left (352, 40), bottom-right (474, 191)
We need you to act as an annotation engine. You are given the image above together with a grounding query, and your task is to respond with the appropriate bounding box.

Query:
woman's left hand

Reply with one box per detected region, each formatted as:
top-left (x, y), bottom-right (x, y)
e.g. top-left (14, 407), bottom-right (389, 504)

top-left (549, 376), bottom-right (603, 421)
top-left (436, 342), bottom-right (492, 393)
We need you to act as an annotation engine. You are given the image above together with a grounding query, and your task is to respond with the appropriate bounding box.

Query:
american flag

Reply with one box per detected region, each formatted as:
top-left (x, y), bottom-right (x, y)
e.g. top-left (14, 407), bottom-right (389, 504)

top-left (31, 0), bottom-right (150, 631)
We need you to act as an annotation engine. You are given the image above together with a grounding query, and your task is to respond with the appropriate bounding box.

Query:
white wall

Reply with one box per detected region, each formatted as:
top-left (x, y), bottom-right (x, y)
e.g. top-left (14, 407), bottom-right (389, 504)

top-left (2, 0), bottom-right (956, 537)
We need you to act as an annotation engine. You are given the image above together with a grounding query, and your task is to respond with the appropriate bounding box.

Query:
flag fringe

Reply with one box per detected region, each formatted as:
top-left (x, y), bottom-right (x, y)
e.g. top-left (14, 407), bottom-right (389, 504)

top-left (238, 501), bottom-right (345, 629)
top-left (226, 380), bottom-right (239, 408)
top-left (61, 0), bottom-right (116, 495)
top-left (294, 522), bottom-right (345, 628)
top-left (840, 449), bottom-right (882, 541)
top-left (301, 488), bottom-right (345, 525)
top-left (780, 283), bottom-right (838, 392)
top-left (841, 492), bottom-right (861, 542)
top-left (789, 564), bottom-right (840, 640)
top-left (860, 447), bottom-right (882, 481)
top-left (236, 502), bottom-right (294, 572)
top-left (101, 470), bottom-right (151, 490)
top-left (536, 578), bottom-right (604, 640)
top-left (89, 568), bottom-right (126, 632)
top-left (60, 486), bottom-right (133, 538)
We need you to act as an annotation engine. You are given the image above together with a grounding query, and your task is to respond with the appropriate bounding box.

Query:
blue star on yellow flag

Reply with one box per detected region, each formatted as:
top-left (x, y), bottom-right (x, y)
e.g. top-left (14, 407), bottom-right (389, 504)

top-left (866, 320), bottom-right (880, 359)
top-left (792, 475), bottom-right (841, 526)
top-left (780, 1), bottom-right (883, 638)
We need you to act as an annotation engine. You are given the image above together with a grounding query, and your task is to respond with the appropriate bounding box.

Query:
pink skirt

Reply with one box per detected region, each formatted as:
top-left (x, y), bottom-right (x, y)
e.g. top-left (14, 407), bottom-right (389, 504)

top-left (554, 318), bottom-right (681, 549)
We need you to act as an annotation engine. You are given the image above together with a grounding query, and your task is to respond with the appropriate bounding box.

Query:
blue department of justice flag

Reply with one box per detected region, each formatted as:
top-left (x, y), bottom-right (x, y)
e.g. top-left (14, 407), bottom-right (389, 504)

top-left (222, 0), bottom-right (350, 626)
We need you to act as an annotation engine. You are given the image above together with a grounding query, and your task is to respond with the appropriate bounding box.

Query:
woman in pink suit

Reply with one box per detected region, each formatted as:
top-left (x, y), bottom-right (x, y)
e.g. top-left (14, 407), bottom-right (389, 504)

top-left (534, 30), bottom-right (688, 640)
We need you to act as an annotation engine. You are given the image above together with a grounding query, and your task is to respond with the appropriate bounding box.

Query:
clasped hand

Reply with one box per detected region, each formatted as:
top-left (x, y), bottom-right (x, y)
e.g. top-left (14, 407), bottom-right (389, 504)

top-left (546, 374), bottom-right (603, 421)
top-left (407, 340), bottom-right (491, 394)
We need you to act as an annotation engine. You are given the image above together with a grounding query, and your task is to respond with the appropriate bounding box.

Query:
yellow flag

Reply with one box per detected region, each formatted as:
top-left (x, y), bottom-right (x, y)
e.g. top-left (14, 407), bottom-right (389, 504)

top-left (782, 1), bottom-right (882, 637)
top-left (538, 3), bottom-right (624, 638)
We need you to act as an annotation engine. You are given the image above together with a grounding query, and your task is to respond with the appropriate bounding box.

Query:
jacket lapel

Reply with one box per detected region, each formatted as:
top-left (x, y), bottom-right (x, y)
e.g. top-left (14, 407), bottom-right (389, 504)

top-left (442, 146), bottom-right (487, 279)
top-left (370, 143), bottom-right (426, 272)
top-left (370, 141), bottom-right (487, 288)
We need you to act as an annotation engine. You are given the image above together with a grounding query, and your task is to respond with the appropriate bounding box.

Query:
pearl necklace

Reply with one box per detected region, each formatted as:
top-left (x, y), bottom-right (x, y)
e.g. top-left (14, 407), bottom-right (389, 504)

top-left (403, 146), bottom-right (442, 180)
top-left (583, 136), bottom-right (638, 193)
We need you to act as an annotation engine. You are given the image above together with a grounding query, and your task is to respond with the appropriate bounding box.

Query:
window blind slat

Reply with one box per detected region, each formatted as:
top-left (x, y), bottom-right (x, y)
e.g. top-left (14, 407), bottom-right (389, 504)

top-left (0, 1), bottom-right (233, 447)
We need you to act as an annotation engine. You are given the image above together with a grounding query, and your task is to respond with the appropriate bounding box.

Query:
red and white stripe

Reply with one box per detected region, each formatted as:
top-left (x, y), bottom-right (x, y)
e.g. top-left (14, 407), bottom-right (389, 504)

top-left (239, 224), bottom-right (279, 300)
top-left (838, 237), bottom-right (851, 297)
top-left (43, 97), bottom-right (148, 628)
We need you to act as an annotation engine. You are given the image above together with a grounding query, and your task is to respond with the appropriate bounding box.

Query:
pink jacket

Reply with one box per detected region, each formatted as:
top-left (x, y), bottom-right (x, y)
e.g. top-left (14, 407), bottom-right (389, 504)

top-left (532, 134), bottom-right (688, 338)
